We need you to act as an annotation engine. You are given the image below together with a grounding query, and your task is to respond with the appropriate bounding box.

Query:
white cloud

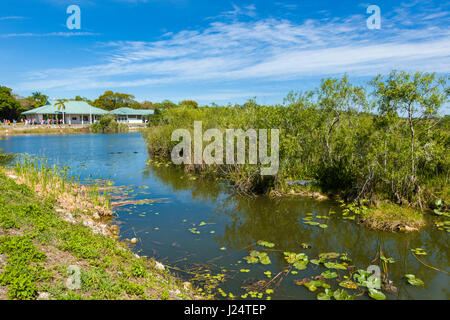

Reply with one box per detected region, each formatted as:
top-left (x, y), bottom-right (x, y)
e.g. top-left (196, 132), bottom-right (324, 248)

top-left (15, 2), bottom-right (450, 92)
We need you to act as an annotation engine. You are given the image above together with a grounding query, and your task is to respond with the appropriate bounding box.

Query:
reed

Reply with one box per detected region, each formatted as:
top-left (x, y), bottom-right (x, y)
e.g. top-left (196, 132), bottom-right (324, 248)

top-left (7, 156), bottom-right (112, 216)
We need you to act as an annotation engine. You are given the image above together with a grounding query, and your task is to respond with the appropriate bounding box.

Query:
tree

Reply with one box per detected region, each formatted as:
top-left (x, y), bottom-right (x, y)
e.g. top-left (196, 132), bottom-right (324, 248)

top-left (315, 75), bottom-right (367, 166)
top-left (55, 99), bottom-right (68, 124)
top-left (92, 91), bottom-right (137, 111)
top-left (0, 86), bottom-right (23, 120)
top-left (179, 100), bottom-right (198, 108)
top-left (371, 71), bottom-right (448, 182)
top-left (31, 91), bottom-right (48, 107)
top-left (139, 101), bottom-right (155, 110)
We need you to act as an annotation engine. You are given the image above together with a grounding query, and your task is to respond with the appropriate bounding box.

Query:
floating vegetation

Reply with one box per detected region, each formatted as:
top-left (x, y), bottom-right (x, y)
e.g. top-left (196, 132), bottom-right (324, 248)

top-left (380, 255), bottom-right (395, 264)
top-left (368, 288), bottom-right (386, 300)
top-left (353, 269), bottom-right (381, 289)
top-left (244, 250), bottom-right (271, 265)
top-left (339, 280), bottom-right (358, 289)
top-left (324, 262), bottom-right (347, 270)
top-left (319, 252), bottom-right (340, 259)
top-left (410, 248), bottom-right (427, 255)
top-left (321, 270), bottom-right (337, 279)
top-left (301, 243), bottom-right (311, 249)
top-left (296, 279), bottom-right (330, 292)
top-left (110, 198), bottom-right (162, 208)
top-left (257, 240), bottom-right (275, 248)
top-left (284, 252), bottom-right (308, 270)
top-left (404, 274), bottom-right (425, 286)
top-left (188, 227), bottom-right (200, 234)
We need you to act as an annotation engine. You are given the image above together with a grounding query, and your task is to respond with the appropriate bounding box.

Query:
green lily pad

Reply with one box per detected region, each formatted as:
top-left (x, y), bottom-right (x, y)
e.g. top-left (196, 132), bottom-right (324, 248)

top-left (368, 288), bottom-right (386, 300)
top-left (321, 270), bottom-right (337, 279)
top-left (405, 274), bottom-right (425, 286)
top-left (410, 248), bottom-right (427, 255)
top-left (319, 252), bottom-right (340, 259)
top-left (333, 289), bottom-right (354, 300)
top-left (257, 240), bottom-right (275, 248)
top-left (339, 280), bottom-right (358, 289)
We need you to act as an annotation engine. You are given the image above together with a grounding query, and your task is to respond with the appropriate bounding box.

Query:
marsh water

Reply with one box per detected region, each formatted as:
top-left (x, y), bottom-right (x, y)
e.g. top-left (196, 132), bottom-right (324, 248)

top-left (0, 133), bottom-right (448, 300)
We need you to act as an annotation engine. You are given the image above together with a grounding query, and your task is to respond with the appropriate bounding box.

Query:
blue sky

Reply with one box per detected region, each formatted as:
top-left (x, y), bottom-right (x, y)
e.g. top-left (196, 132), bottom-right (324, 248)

top-left (0, 0), bottom-right (449, 105)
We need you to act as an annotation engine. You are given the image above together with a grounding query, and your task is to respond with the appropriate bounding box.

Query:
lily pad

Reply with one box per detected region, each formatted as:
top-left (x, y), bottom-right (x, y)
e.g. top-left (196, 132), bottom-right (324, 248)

top-left (257, 240), bottom-right (275, 248)
top-left (333, 289), bottom-right (354, 300)
top-left (319, 252), bottom-right (340, 259)
top-left (368, 288), bottom-right (386, 300)
top-left (321, 270), bottom-right (337, 279)
top-left (410, 248), bottom-right (427, 255)
top-left (405, 274), bottom-right (425, 286)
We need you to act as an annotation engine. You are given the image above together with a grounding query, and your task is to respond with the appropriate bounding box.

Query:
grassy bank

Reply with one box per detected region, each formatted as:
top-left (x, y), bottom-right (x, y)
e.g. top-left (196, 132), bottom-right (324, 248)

top-left (0, 125), bottom-right (91, 136)
top-left (0, 163), bottom-right (200, 300)
top-left (143, 72), bottom-right (449, 231)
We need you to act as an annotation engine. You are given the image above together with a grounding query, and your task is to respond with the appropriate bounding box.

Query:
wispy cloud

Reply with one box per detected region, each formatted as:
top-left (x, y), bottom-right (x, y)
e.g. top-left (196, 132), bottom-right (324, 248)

top-left (0, 32), bottom-right (101, 38)
top-left (0, 16), bottom-right (27, 20)
top-left (15, 2), bottom-right (450, 92)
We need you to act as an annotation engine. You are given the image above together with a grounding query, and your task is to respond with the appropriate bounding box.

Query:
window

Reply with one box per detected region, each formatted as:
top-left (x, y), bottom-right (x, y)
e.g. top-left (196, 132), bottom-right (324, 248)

top-left (137, 115), bottom-right (142, 119)
top-left (83, 116), bottom-right (89, 122)
top-left (71, 117), bottom-right (77, 121)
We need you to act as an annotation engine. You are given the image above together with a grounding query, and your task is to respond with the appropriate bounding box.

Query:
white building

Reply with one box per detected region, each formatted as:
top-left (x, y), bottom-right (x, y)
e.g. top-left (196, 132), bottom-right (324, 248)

top-left (109, 107), bottom-right (154, 124)
top-left (22, 100), bottom-right (109, 124)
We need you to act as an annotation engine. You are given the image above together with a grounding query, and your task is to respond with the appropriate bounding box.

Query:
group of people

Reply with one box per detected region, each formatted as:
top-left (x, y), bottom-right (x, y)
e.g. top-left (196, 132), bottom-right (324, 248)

top-left (23, 118), bottom-right (63, 125)
top-left (1, 118), bottom-right (65, 126)
top-left (2, 119), bottom-right (17, 126)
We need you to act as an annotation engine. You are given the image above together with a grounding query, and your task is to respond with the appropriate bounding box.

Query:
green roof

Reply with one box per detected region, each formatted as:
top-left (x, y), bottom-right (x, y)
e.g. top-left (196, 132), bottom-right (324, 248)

top-left (109, 107), bottom-right (154, 116)
top-left (22, 100), bottom-right (109, 115)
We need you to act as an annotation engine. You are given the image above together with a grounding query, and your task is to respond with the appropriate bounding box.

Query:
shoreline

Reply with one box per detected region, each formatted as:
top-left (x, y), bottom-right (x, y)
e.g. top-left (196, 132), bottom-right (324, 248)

top-left (0, 124), bottom-right (146, 136)
top-left (0, 165), bottom-right (202, 300)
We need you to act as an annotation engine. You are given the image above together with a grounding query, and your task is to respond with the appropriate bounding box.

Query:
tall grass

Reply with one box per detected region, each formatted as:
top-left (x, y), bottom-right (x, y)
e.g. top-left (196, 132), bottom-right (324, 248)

top-left (7, 156), bottom-right (112, 216)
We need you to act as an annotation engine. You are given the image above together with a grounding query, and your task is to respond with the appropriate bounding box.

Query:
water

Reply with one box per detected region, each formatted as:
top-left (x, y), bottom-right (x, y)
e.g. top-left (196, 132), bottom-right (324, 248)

top-left (0, 133), bottom-right (448, 300)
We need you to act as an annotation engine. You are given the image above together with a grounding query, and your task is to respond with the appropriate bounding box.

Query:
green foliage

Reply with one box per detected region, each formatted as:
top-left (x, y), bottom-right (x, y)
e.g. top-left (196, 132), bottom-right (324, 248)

top-left (90, 114), bottom-right (129, 133)
top-left (131, 261), bottom-right (148, 278)
top-left (0, 149), bottom-right (16, 166)
top-left (404, 274), bottom-right (425, 286)
top-left (92, 91), bottom-right (137, 111)
top-left (0, 236), bottom-right (48, 300)
top-left (0, 85), bottom-right (23, 120)
top-left (143, 71), bottom-right (449, 210)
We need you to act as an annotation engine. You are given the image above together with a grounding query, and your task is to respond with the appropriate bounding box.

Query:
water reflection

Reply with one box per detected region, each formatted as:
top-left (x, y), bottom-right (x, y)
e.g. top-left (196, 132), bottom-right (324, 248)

top-left (0, 133), bottom-right (447, 299)
top-left (144, 158), bottom-right (449, 300)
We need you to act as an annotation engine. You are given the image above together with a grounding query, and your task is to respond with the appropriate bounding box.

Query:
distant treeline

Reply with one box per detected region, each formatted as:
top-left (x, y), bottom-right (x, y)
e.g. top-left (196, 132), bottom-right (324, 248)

top-left (0, 87), bottom-right (199, 120)
top-left (143, 71), bottom-right (449, 211)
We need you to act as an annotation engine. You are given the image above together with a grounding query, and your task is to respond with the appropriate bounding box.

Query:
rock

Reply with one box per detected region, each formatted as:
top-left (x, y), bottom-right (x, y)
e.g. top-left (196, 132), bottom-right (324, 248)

top-left (130, 237), bottom-right (138, 244)
top-left (7, 174), bottom-right (17, 179)
top-left (92, 212), bottom-right (100, 219)
top-left (402, 225), bottom-right (418, 232)
top-left (134, 254), bottom-right (140, 259)
top-left (183, 282), bottom-right (192, 290)
top-left (154, 261), bottom-right (165, 271)
top-left (37, 292), bottom-right (50, 300)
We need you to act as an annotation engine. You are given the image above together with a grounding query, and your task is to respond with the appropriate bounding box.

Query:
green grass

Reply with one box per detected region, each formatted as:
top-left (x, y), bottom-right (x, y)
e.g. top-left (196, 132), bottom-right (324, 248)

top-left (360, 202), bottom-right (426, 232)
top-left (0, 172), bottom-right (200, 300)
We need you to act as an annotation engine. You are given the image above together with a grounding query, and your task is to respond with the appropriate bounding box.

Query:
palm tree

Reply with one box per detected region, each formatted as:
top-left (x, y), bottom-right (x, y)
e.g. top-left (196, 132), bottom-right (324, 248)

top-left (31, 92), bottom-right (48, 107)
top-left (55, 99), bottom-right (67, 124)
